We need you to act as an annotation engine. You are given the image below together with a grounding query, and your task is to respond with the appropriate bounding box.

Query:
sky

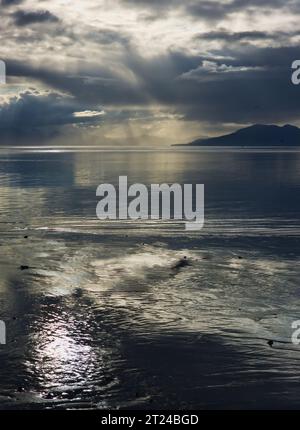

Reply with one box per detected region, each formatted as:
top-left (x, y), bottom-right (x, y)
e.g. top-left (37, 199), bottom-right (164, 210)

top-left (0, 0), bottom-right (300, 145)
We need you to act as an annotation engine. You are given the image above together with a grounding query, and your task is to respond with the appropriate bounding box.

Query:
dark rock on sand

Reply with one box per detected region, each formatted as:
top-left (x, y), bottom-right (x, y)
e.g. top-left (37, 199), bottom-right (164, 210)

top-left (172, 256), bottom-right (191, 270)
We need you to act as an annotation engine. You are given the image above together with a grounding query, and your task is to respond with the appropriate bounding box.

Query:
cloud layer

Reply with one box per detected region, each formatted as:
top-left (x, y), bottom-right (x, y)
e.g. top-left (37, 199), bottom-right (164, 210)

top-left (0, 0), bottom-right (300, 144)
top-left (12, 10), bottom-right (60, 26)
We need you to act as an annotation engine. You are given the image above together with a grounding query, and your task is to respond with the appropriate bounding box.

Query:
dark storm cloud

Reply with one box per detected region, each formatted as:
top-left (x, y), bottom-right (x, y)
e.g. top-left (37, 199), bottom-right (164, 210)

top-left (121, 45), bottom-right (300, 124)
top-left (0, 91), bottom-right (103, 141)
top-left (1, 0), bottom-right (24, 5)
top-left (120, 0), bottom-right (300, 20)
top-left (12, 10), bottom-right (60, 26)
top-left (219, 45), bottom-right (300, 69)
top-left (185, 0), bottom-right (284, 20)
top-left (187, 0), bottom-right (300, 21)
top-left (196, 31), bottom-right (275, 42)
top-left (6, 42), bottom-right (300, 126)
top-left (6, 58), bottom-right (148, 105)
top-left (185, 0), bottom-right (300, 20)
top-left (194, 29), bottom-right (300, 46)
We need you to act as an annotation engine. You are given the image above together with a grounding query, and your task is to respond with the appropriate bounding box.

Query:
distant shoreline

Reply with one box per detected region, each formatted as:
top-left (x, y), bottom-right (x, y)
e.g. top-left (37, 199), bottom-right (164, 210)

top-left (173, 143), bottom-right (300, 147)
top-left (175, 124), bottom-right (300, 147)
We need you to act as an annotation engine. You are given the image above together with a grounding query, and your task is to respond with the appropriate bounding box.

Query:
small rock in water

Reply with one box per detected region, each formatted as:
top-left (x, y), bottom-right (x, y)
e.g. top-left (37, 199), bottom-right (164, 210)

top-left (267, 340), bottom-right (274, 348)
top-left (24, 235), bottom-right (28, 239)
top-left (20, 265), bottom-right (29, 271)
top-left (17, 387), bottom-right (25, 393)
top-left (73, 288), bottom-right (83, 298)
top-left (173, 256), bottom-right (190, 270)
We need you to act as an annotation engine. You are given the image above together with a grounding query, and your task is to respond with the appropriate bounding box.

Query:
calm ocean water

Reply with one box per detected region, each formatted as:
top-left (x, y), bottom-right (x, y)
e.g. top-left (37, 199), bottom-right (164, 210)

top-left (0, 147), bottom-right (299, 409)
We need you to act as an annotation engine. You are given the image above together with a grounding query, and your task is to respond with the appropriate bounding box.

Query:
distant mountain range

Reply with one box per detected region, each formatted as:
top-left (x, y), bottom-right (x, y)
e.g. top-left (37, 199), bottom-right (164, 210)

top-left (177, 124), bottom-right (300, 146)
